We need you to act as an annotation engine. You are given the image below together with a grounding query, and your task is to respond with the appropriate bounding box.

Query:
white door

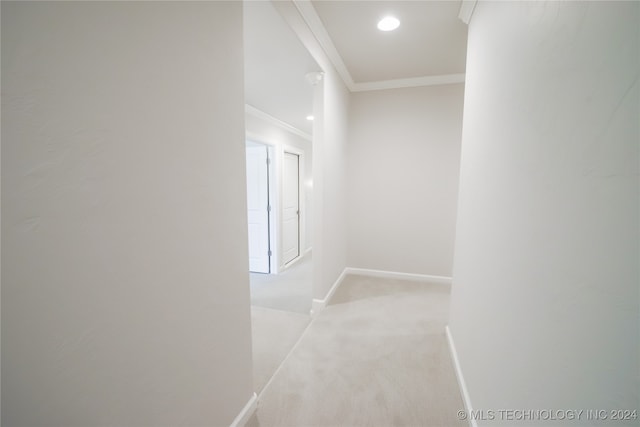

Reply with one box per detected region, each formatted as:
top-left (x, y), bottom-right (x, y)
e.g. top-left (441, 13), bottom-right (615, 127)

top-left (246, 144), bottom-right (270, 273)
top-left (282, 152), bottom-right (300, 264)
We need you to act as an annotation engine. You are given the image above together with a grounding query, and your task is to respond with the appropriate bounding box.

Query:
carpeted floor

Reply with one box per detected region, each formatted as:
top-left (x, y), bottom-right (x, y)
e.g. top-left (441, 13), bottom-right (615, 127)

top-left (250, 254), bottom-right (313, 394)
top-left (251, 306), bottom-right (310, 393)
top-left (246, 274), bottom-right (466, 427)
top-left (250, 254), bottom-right (313, 314)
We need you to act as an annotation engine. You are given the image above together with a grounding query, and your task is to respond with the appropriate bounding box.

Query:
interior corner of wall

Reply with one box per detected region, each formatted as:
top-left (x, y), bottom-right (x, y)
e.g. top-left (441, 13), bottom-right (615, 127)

top-left (458, 0), bottom-right (478, 25)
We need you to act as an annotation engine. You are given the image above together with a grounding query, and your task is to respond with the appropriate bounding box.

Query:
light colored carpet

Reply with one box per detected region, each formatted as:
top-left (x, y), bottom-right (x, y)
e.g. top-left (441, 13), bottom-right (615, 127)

top-left (250, 254), bottom-right (312, 314)
top-left (251, 306), bottom-right (310, 393)
top-left (246, 274), bottom-right (466, 427)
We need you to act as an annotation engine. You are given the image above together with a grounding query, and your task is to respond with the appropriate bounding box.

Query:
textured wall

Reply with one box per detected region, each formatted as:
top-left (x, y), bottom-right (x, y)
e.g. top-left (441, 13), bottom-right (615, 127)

top-left (2, 2), bottom-right (253, 425)
top-left (449, 1), bottom-right (639, 424)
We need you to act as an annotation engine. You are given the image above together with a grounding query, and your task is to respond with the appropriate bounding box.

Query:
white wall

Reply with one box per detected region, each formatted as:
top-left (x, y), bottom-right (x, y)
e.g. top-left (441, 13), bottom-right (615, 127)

top-left (449, 1), bottom-right (639, 423)
top-left (1, 2), bottom-right (253, 426)
top-left (245, 111), bottom-right (313, 262)
top-left (273, 1), bottom-right (351, 302)
top-left (312, 69), bottom-right (350, 300)
top-left (348, 84), bottom-right (464, 277)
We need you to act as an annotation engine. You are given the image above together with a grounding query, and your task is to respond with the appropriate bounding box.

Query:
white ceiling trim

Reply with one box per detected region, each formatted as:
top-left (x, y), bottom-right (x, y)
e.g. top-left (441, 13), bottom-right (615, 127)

top-left (245, 104), bottom-right (312, 142)
top-left (458, 0), bottom-right (478, 25)
top-left (352, 73), bottom-right (466, 92)
top-left (293, 0), bottom-right (356, 91)
top-left (292, 0), bottom-right (466, 92)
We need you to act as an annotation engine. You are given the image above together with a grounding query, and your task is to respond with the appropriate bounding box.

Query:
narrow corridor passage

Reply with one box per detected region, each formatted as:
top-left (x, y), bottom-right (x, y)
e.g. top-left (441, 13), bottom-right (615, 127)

top-left (247, 275), bottom-right (466, 427)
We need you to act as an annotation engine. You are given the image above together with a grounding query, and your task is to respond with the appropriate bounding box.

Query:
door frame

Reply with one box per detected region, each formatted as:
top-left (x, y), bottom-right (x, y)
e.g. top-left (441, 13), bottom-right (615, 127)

top-left (246, 138), bottom-right (279, 274)
top-left (245, 142), bottom-right (272, 273)
top-left (244, 135), bottom-right (307, 274)
top-left (281, 145), bottom-right (305, 269)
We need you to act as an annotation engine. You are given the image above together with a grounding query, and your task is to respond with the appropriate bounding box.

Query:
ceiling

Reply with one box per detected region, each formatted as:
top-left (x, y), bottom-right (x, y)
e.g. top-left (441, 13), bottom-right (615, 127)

top-left (243, 0), bottom-right (468, 137)
top-left (311, 0), bottom-right (467, 83)
top-left (244, 1), bottom-right (320, 136)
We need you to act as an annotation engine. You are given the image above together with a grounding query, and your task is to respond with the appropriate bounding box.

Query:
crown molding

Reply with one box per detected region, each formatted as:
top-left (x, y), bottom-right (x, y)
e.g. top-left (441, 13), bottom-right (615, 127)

top-left (458, 0), bottom-right (478, 25)
top-left (352, 73), bottom-right (465, 92)
top-left (245, 104), bottom-right (312, 142)
top-left (291, 0), bottom-right (466, 93)
top-left (293, 0), bottom-right (355, 91)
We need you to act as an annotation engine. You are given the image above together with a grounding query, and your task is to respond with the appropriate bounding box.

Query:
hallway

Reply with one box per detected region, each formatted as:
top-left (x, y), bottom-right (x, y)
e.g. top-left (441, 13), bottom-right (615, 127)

top-left (250, 253), bottom-right (313, 393)
top-left (3, 2), bottom-right (637, 426)
top-left (247, 275), bottom-right (466, 426)
top-left (250, 254), bottom-right (313, 315)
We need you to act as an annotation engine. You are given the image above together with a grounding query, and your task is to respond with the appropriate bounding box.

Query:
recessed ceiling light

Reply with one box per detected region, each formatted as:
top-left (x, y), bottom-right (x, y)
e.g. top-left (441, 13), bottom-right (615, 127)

top-left (306, 115), bottom-right (314, 121)
top-left (377, 16), bottom-right (400, 32)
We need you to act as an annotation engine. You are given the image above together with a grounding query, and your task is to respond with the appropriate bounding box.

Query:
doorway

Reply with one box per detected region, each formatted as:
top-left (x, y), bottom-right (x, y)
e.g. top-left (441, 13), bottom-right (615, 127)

top-left (245, 142), bottom-right (307, 275)
top-left (243, 0), bottom-right (319, 396)
top-left (245, 141), bottom-right (272, 274)
top-left (282, 152), bottom-right (300, 265)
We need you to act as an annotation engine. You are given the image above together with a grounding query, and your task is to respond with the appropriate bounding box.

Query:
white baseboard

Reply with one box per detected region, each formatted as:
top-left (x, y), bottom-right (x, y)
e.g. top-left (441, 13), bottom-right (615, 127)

top-left (345, 267), bottom-right (452, 285)
top-left (229, 392), bottom-right (257, 427)
top-left (445, 326), bottom-right (476, 427)
top-left (310, 299), bottom-right (323, 317)
top-left (310, 267), bottom-right (451, 317)
top-left (310, 268), bottom-right (348, 317)
top-left (304, 247), bottom-right (312, 256)
top-left (282, 248), bottom-right (312, 271)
